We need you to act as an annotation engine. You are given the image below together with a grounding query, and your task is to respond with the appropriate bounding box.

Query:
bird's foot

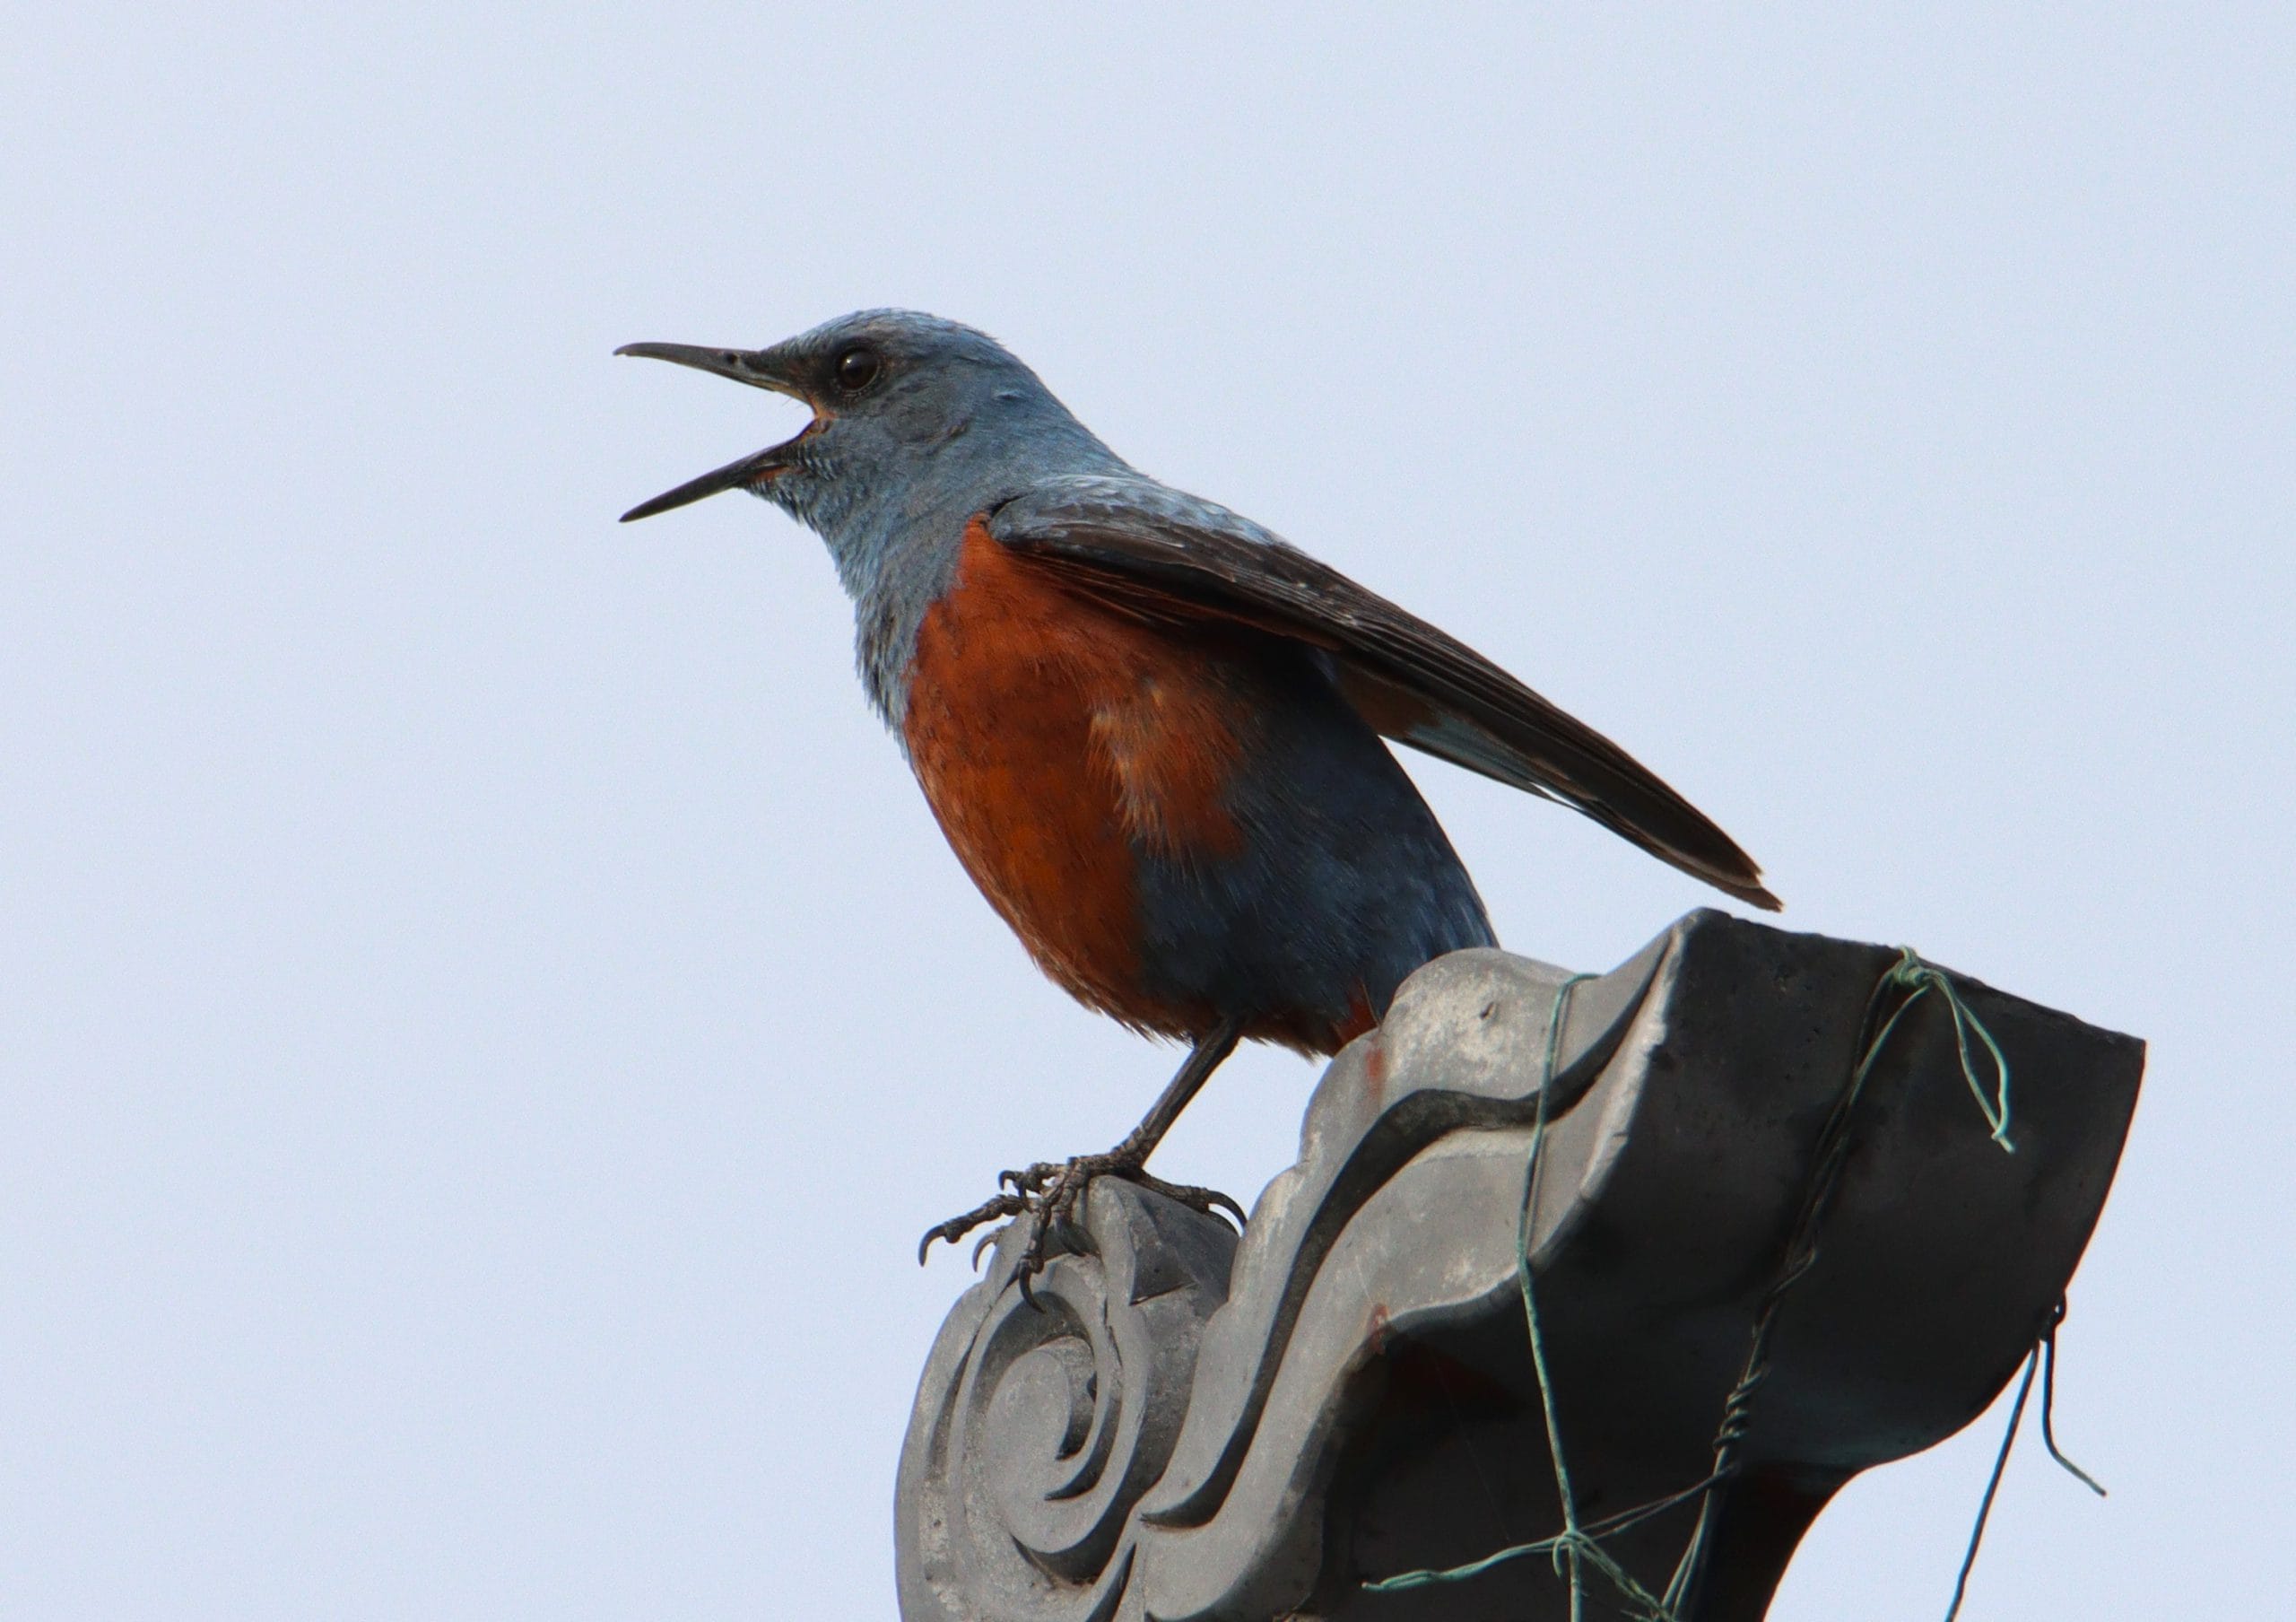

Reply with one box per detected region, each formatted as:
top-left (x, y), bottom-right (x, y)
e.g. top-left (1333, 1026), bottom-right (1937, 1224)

top-left (915, 1190), bottom-right (1032, 1266)
top-left (918, 1153), bottom-right (1245, 1303)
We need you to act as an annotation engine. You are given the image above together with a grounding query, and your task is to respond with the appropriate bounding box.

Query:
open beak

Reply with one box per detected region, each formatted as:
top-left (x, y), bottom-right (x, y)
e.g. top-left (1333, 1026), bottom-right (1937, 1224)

top-left (615, 342), bottom-right (814, 522)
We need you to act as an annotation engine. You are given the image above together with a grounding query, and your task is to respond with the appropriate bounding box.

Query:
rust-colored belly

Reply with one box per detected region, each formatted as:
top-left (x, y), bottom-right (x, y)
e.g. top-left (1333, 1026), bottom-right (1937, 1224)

top-left (900, 519), bottom-right (1248, 1037)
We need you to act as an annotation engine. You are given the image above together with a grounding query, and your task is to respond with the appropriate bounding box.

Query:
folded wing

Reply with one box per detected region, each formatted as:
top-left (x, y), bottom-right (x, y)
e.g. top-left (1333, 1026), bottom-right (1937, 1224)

top-left (986, 480), bottom-right (1779, 911)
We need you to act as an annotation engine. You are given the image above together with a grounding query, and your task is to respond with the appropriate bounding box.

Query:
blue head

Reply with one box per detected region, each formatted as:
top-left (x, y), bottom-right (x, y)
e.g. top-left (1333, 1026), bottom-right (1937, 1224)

top-left (618, 310), bottom-right (1130, 722)
top-left (620, 310), bottom-right (1123, 573)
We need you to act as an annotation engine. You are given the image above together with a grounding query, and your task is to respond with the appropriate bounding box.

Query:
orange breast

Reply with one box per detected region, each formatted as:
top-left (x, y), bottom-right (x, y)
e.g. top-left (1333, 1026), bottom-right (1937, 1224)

top-left (901, 519), bottom-right (1250, 1037)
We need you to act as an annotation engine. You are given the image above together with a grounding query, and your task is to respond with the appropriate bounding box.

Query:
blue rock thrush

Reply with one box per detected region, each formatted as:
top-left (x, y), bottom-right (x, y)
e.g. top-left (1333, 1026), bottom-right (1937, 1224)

top-left (618, 310), bottom-right (1778, 1285)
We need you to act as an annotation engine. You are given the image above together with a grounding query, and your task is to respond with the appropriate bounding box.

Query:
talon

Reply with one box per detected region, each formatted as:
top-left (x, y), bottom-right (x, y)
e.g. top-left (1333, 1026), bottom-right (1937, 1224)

top-left (918, 1190), bottom-right (1030, 1264)
top-left (925, 1148), bottom-right (1241, 1297)
top-left (1015, 1223), bottom-right (1052, 1308)
top-left (1000, 1161), bottom-right (1058, 1196)
top-left (1122, 1169), bottom-right (1248, 1230)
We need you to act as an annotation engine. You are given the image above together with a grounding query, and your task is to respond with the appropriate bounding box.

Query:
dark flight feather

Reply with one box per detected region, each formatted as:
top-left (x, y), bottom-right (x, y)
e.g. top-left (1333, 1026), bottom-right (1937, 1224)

top-left (987, 493), bottom-right (1780, 911)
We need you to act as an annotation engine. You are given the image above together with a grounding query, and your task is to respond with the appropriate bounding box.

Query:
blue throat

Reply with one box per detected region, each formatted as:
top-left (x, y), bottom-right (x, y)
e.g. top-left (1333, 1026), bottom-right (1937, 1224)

top-left (761, 393), bottom-right (1130, 730)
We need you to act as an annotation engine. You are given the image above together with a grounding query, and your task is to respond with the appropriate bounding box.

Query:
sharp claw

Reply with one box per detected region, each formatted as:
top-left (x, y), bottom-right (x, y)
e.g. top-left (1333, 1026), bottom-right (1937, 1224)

top-left (929, 1152), bottom-right (1240, 1300)
top-left (918, 1218), bottom-right (968, 1266)
top-left (918, 1190), bottom-right (1033, 1265)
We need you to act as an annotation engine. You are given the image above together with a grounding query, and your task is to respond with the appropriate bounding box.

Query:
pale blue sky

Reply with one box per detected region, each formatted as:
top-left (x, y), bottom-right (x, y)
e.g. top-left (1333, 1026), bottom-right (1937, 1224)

top-left (5, 6), bottom-right (2290, 1617)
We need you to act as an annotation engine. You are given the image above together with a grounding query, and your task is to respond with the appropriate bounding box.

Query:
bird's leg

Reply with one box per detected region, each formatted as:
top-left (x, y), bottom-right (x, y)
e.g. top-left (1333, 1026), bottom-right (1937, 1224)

top-left (918, 1018), bottom-right (1248, 1288)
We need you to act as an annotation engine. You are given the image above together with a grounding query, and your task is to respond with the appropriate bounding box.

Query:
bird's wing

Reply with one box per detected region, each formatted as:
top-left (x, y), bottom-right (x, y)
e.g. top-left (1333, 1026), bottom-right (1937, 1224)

top-left (986, 480), bottom-right (1779, 910)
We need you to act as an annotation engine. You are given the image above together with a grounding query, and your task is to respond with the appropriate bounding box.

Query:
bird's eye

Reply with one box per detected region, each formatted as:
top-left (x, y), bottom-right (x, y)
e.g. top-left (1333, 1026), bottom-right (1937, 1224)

top-left (833, 345), bottom-right (883, 394)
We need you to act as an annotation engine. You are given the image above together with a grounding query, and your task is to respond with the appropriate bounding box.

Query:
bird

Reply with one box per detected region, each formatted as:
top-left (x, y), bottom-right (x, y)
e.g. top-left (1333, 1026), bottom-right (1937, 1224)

top-left (617, 310), bottom-right (1777, 1285)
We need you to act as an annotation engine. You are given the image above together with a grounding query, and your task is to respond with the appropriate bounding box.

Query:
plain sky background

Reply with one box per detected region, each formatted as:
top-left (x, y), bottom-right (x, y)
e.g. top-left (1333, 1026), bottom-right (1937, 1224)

top-left (4, 6), bottom-right (2290, 1618)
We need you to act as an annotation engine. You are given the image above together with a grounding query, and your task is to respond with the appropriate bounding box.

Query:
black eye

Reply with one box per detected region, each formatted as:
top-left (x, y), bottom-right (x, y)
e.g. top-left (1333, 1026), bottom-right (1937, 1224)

top-left (833, 345), bottom-right (882, 393)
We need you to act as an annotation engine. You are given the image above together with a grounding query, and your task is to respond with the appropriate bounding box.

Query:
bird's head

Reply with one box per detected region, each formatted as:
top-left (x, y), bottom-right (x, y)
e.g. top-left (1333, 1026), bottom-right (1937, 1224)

top-left (617, 310), bottom-right (1112, 533)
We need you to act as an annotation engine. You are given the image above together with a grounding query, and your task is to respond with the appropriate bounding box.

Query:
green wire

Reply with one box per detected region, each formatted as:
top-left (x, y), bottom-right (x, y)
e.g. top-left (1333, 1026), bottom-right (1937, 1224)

top-left (1363, 947), bottom-right (2056, 1615)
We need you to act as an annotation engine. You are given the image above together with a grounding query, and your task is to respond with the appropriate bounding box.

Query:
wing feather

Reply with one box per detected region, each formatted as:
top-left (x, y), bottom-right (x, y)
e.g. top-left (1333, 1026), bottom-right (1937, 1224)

top-left (986, 482), bottom-right (1779, 910)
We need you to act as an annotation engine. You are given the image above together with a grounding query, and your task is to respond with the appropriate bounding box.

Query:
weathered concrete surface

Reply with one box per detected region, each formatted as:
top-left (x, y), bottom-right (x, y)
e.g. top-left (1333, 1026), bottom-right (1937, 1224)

top-left (895, 911), bottom-right (2144, 1621)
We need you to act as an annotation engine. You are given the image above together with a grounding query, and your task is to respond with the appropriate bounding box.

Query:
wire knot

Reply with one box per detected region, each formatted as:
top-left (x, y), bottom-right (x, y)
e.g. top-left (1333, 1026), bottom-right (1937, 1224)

top-left (1882, 948), bottom-right (2017, 1152)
